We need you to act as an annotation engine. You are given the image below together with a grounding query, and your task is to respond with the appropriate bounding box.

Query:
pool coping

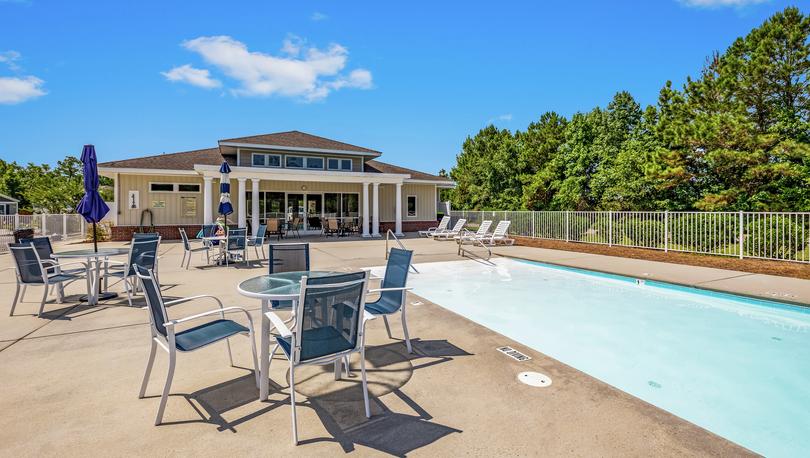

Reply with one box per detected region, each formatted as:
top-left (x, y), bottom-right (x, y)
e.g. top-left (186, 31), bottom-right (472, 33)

top-left (499, 252), bottom-right (810, 309)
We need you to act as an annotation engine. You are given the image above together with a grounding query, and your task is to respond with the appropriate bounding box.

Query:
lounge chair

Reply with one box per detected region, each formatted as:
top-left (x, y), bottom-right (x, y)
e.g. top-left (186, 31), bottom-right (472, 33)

top-left (430, 218), bottom-right (466, 240)
top-left (134, 265), bottom-right (258, 425)
top-left (365, 248), bottom-right (415, 353)
top-left (455, 220), bottom-right (493, 244)
top-left (418, 216), bottom-right (450, 237)
top-left (480, 220), bottom-right (515, 245)
top-left (266, 271), bottom-right (372, 444)
top-left (324, 218), bottom-right (340, 237)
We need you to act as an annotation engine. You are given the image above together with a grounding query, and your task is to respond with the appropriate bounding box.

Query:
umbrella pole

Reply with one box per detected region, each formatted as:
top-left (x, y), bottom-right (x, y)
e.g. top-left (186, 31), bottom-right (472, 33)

top-left (93, 221), bottom-right (98, 252)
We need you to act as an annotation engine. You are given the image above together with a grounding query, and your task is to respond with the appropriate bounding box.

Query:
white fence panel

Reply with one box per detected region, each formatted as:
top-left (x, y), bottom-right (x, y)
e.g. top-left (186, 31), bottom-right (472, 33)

top-left (0, 214), bottom-right (86, 254)
top-left (448, 210), bottom-right (810, 264)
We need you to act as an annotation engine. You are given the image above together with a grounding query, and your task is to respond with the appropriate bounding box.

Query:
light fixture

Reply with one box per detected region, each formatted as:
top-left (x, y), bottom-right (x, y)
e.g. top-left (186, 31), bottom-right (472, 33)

top-left (301, 185), bottom-right (307, 191)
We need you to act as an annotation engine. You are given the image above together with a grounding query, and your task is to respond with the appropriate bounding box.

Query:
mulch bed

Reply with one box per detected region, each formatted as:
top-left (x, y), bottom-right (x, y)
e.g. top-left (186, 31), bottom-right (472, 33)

top-left (513, 236), bottom-right (810, 281)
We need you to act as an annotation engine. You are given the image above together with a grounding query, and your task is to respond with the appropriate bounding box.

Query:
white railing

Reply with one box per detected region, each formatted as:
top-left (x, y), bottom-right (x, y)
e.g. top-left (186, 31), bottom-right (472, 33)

top-left (448, 210), bottom-right (810, 264)
top-left (0, 214), bottom-right (87, 254)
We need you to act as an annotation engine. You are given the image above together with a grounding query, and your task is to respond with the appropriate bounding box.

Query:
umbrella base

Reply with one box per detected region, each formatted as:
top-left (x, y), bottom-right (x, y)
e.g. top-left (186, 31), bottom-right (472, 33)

top-left (80, 292), bottom-right (119, 302)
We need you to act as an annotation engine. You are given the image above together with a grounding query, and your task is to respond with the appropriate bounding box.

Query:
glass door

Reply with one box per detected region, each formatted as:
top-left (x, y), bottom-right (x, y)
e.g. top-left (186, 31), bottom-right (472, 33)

top-left (305, 194), bottom-right (323, 231)
top-left (287, 193), bottom-right (304, 230)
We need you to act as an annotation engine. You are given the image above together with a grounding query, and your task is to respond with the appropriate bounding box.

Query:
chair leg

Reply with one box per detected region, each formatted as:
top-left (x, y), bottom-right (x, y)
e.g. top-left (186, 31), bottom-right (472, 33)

top-left (290, 361), bottom-right (298, 445)
top-left (20, 284), bottom-right (27, 302)
top-left (382, 315), bottom-right (393, 339)
top-left (123, 279), bottom-right (134, 307)
top-left (334, 360), bottom-right (341, 381)
top-left (344, 354), bottom-right (351, 377)
top-left (38, 285), bottom-right (48, 317)
top-left (360, 347), bottom-right (371, 418)
top-left (139, 340), bottom-right (157, 398)
top-left (400, 308), bottom-right (413, 354)
top-left (155, 350), bottom-right (176, 425)
top-left (225, 338), bottom-right (234, 366)
top-left (10, 282), bottom-right (21, 316)
top-left (56, 282), bottom-right (65, 304)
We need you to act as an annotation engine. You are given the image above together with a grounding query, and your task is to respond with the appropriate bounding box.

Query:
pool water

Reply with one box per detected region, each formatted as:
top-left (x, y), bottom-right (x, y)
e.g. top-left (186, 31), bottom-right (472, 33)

top-left (398, 258), bottom-right (810, 457)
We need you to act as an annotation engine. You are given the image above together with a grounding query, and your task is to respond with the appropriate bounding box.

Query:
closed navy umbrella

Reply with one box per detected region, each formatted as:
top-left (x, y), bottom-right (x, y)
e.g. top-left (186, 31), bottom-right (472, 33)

top-left (76, 145), bottom-right (110, 252)
top-left (218, 162), bottom-right (233, 217)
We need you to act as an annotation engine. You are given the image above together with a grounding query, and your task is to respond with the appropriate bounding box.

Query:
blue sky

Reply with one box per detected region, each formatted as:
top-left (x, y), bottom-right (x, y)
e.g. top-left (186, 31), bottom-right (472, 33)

top-left (0, 0), bottom-right (800, 174)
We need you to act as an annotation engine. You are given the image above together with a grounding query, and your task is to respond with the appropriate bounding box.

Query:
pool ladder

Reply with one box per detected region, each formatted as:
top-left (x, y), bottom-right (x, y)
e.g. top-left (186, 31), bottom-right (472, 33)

top-left (456, 229), bottom-right (494, 263)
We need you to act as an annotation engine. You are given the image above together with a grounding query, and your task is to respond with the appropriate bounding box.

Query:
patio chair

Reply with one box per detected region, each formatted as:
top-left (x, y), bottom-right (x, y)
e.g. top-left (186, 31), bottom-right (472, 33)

top-left (481, 220), bottom-right (515, 246)
top-left (455, 220), bottom-right (493, 244)
top-left (225, 228), bottom-right (247, 266)
top-left (247, 224), bottom-right (267, 260)
top-left (133, 232), bottom-right (160, 240)
top-left (178, 227), bottom-right (210, 269)
top-left (288, 217), bottom-right (301, 238)
top-left (430, 218), bottom-right (466, 240)
top-left (324, 218), bottom-right (340, 237)
top-left (418, 215), bottom-right (450, 237)
top-left (133, 265), bottom-right (258, 426)
top-left (103, 237), bottom-right (160, 307)
top-left (266, 271), bottom-right (372, 444)
top-left (266, 219), bottom-right (284, 241)
top-left (19, 236), bottom-right (86, 277)
top-left (268, 243), bottom-right (310, 309)
top-left (365, 248), bottom-right (415, 353)
top-left (9, 243), bottom-right (83, 317)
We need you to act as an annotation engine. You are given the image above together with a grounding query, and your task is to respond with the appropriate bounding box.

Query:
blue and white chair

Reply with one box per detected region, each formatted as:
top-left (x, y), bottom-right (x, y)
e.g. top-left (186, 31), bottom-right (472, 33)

top-left (225, 228), bottom-right (247, 266)
top-left (9, 243), bottom-right (83, 317)
top-left (178, 227), bottom-right (210, 269)
top-left (103, 237), bottom-right (160, 306)
top-left (247, 224), bottom-right (267, 260)
top-left (365, 248), bottom-right (415, 353)
top-left (134, 265), bottom-right (258, 425)
top-left (266, 271), bottom-right (372, 444)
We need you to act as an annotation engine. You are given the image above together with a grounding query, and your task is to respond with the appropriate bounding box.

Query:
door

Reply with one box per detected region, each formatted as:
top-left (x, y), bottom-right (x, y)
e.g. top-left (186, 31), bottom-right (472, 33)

top-left (305, 194), bottom-right (323, 230)
top-left (287, 194), bottom-right (304, 229)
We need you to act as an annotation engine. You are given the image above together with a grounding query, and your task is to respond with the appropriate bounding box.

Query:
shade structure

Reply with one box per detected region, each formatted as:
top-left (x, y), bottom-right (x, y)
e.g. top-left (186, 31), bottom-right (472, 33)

top-left (76, 145), bottom-right (110, 252)
top-left (218, 161), bottom-right (233, 217)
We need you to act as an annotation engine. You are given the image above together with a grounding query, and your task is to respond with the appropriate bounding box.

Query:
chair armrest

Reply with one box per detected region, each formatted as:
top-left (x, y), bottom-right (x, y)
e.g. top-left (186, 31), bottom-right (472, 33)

top-left (43, 260), bottom-right (87, 271)
top-left (165, 306), bottom-right (254, 328)
top-left (164, 294), bottom-right (225, 309)
top-left (101, 259), bottom-right (128, 267)
top-left (363, 310), bottom-right (377, 322)
top-left (265, 311), bottom-right (292, 337)
top-left (368, 287), bottom-right (413, 293)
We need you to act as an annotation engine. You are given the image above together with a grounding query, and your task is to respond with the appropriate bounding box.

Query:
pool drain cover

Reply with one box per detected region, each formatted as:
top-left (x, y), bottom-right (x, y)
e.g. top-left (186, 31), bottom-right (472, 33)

top-left (518, 371), bottom-right (552, 387)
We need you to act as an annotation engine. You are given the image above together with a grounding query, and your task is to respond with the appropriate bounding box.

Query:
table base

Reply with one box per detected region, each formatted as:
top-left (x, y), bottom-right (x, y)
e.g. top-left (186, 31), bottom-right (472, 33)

top-left (80, 292), bottom-right (119, 302)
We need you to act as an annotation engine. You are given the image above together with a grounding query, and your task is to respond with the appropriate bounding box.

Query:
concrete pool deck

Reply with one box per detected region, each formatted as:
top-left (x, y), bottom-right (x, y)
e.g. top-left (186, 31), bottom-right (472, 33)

top-left (0, 235), bottom-right (785, 456)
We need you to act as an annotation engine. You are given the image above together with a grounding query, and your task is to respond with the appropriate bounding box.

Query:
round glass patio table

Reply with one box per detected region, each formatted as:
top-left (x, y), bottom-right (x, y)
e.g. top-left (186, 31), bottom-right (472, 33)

top-left (52, 247), bottom-right (130, 306)
top-left (237, 270), bottom-right (336, 401)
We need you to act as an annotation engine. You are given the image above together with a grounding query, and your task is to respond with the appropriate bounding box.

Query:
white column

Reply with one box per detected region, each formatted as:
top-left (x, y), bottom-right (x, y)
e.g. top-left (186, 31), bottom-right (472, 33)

top-left (251, 178), bottom-right (260, 235)
top-left (237, 178), bottom-right (247, 229)
top-left (395, 182), bottom-right (403, 236)
top-left (362, 182), bottom-right (370, 237)
top-left (203, 177), bottom-right (213, 224)
top-left (372, 183), bottom-right (380, 237)
top-left (112, 172), bottom-right (119, 225)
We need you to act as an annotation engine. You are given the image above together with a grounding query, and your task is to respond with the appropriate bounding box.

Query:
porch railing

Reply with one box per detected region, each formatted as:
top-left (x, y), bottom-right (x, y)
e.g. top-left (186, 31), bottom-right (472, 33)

top-left (448, 210), bottom-right (810, 264)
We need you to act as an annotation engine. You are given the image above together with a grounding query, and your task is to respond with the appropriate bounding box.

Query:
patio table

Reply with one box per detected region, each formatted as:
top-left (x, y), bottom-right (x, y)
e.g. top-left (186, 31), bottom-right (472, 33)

top-left (201, 235), bottom-right (227, 264)
top-left (237, 271), bottom-right (339, 400)
top-left (51, 247), bottom-right (129, 305)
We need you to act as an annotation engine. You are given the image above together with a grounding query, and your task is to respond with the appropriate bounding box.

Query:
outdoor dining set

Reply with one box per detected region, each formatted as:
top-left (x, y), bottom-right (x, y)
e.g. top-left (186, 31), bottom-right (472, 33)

top-left (7, 228), bottom-right (416, 446)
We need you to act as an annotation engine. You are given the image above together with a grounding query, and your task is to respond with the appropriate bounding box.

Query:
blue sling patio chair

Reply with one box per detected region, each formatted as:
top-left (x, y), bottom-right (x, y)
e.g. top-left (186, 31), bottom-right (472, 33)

top-left (102, 237), bottom-right (160, 306)
top-left (9, 243), bottom-right (83, 317)
top-left (365, 248), bottom-right (415, 353)
top-left (134, 265), bottom-right (258, 425)
top-left (225, 228), bottom-right (247, 266)
top-left (268, 243), bottom-right (310, 309)
top-left (265, 270), bottom-right (372, 444)
top-left (178, 227), bottom-right (210, 269)
top-left (19, 236), bottom-right (87, 277)
top-left (247, 224), bottom-right (267, 260)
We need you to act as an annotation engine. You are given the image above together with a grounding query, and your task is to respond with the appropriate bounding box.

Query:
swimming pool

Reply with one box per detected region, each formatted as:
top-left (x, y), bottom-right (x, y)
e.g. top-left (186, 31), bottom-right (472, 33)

top-left (399, 258), bottom-right (810, 457)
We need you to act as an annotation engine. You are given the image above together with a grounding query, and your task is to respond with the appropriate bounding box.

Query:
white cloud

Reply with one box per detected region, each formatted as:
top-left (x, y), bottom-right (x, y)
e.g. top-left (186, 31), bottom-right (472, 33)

top-left (161, 64), bottom-right (221, 89)
top-left (498, 114), bottom-right (513, 121)
top-left (311, 12), bottom-right (328, 21)
top-left (172, 35), bottom-right (373, 101)
top-left (0, 50), bottom-right (22, 71)
top-left (0, 76), bottom-right (46, 104)
top-left (678, 0), bottom-right (770, 7)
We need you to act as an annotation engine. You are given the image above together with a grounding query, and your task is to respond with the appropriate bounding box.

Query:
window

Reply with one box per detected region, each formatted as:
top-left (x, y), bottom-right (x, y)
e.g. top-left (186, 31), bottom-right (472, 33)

top-left (177, 184), bottom-right (201, 193)
top-left (149, 183), bottom-right (175, 192)
top-left (324, 192), bottom-right (359, 217)
top-left (149, 182), bottom-right (200, 193)
top-left (252, 153), bottom-right (281, 168)
top-left (285, 155), bottom-right (304, 168)
top-left (327, 158), bottom-right (353, 171)
top-left (407, 195), bottom-right (417, 217)
top-left (305, 157), bottom-right (324, 169)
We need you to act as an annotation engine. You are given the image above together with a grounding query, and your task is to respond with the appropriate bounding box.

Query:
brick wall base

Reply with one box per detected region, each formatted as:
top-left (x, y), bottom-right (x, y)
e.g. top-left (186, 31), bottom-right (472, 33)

top-left (111, 225), bottom-right (202, 241)
top-left (379, 220), bottom-right (438, 233)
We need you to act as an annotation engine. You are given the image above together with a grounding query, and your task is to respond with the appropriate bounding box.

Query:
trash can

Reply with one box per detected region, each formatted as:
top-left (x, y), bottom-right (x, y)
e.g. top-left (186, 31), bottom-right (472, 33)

top-left (13, 228), bottom-right (34, 243)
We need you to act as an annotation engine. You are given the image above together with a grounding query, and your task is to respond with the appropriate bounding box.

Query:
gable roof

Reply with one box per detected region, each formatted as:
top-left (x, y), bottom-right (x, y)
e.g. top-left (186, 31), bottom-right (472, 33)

top-left (98, 148), bottom-right (223, 170)
top-left (219, 130), bottom-right (381, 155)
top-left (0, 193), bottom-right (19, 203)
top-left (365, 160), bottom-right (451, 182)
